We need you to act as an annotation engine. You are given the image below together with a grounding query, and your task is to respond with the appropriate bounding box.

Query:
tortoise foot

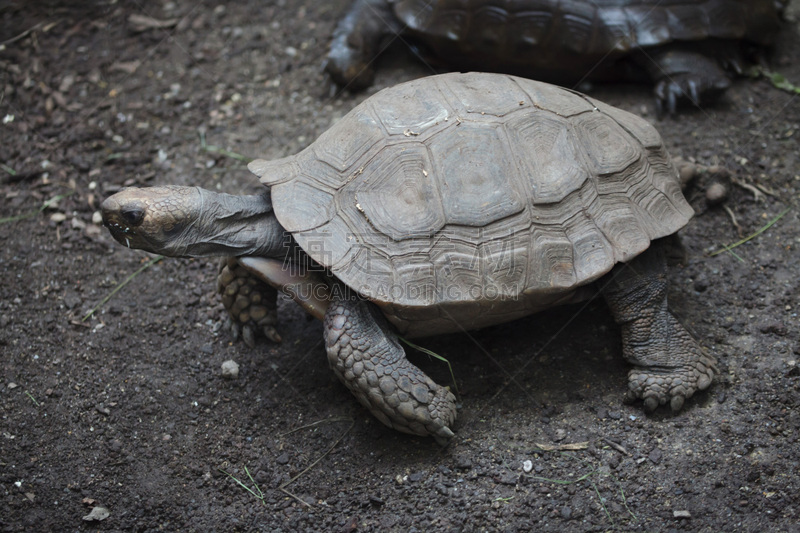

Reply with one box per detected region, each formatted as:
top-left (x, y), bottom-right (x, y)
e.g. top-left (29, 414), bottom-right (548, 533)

top-left (625, 343), bottom-right (717, 413)
top-left (324, 295), bottom-right (457, 444)
top-left (603, 241), bottom-right (717, 412)
top-left (325, 0), bottom-right (397, 90)
top-left (217, 258), bottom-right (282, 347)
top-left (648, 50), bottom-right (731, 115)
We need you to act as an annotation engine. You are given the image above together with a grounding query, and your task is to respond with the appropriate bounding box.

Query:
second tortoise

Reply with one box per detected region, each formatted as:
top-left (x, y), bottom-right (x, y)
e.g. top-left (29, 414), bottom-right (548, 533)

top-left (326, 0), bottom-right (785, 113)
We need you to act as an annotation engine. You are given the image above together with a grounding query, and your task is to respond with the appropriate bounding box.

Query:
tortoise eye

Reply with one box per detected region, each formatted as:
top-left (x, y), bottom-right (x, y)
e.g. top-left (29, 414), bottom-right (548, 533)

top-left (121, 207), bottom-right (145, 226)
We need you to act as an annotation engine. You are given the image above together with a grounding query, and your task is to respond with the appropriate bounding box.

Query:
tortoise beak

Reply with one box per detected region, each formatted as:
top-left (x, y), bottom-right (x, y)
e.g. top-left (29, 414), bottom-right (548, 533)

top-left (101, 193), bottom-right (145, 248)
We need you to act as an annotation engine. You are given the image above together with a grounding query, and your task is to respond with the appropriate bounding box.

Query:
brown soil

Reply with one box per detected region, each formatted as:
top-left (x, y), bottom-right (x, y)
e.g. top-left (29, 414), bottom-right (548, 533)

top-left (1, 1), bottom-right (799, 531)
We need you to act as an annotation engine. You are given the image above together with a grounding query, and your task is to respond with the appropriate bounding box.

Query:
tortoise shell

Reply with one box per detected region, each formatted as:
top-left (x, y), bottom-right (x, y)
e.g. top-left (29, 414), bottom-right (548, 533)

top-left (249, 72), bottom-right (693, 336)
top-left (392, 0), bottom-right (781, 76)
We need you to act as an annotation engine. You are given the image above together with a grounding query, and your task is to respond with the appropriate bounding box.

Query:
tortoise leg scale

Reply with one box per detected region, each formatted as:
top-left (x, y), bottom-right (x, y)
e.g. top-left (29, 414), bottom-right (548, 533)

top-left (324, 292), bottom-right (457, 444)
top-left (602, 240), bottom-right (717, 412)
top-left (217, 258), bottom-right (282, 347)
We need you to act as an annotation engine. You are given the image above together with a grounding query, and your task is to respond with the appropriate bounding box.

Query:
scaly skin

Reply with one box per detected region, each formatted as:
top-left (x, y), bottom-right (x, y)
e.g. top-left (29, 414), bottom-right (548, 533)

top-left (217, 258), bottom-right (281, 347)
top-left (324, 293), bottom-right (457, 444)
top-left (602, 242), bottom-right (717, 412)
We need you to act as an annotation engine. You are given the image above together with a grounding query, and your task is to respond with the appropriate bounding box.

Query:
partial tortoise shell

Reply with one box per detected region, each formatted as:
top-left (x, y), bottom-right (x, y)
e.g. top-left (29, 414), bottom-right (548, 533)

top-left (394, 0), bottom-right (782, 61)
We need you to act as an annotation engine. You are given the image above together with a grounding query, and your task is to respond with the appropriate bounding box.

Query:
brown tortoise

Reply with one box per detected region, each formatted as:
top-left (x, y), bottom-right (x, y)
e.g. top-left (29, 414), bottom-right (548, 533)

top-left (326, 0), bottom-right (785, 113)
top-left (101, 73), bottom-right (716, 443)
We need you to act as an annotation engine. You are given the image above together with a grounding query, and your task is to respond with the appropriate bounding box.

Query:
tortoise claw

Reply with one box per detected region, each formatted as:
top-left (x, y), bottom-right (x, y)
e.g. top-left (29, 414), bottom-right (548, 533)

top-left (644, 396), bottom-right (659, 412)
top-left (670, 395), bottom-right (685, 412)
top-left (228, 318), bottom-right (241, 342)
top-left (262, 325), bottom-right (282, 344)
top-left (242, 325), bottom-right (257, 349)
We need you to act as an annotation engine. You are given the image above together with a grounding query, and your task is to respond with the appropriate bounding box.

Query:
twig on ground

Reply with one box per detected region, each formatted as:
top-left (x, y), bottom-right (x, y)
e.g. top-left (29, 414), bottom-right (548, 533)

top-left (278, 416), bottom-right (353, 437)
top-left (534, 441), bottom-right (589, 452)
top-left (722, 204), bottom-right (743, 237)
top-left (601, 438), bottom-right (630, 456)
top-left (279, 418), bottom-right (355, 507)
top-left (0, 21), bottom-right (45, 47)
top-left (731, 177), bottom-right (773, 201)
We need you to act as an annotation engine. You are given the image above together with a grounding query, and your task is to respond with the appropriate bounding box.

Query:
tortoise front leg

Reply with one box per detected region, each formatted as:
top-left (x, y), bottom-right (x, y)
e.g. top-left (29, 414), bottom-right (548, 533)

top-left (602, 240), bottom-right (717, 412)
top-left (639, 48), bottom-right (732, 115)
top-left (217, 258), bottom-right (281, 347)
top-left (324, 292), bottom-right (457, 444)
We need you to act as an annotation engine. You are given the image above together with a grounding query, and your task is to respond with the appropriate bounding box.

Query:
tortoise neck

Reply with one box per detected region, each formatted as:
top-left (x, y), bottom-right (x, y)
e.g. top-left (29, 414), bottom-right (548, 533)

top-left (178, 188), bottom-right (288, 258)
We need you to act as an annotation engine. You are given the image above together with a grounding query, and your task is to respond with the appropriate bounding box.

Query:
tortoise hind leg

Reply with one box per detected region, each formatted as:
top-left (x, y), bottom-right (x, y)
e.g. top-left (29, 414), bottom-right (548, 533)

top-left (324, 291), bottom-right (457, 445)
top-left (325, 0), bottom-right (398, 89)
top-left (602, 240), bottom-right (717, 412)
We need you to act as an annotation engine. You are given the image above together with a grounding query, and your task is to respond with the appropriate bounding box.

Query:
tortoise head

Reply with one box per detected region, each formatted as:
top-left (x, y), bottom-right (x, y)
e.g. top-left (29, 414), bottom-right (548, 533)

top-left (101, 186), bottom-right (206, 256)
top-left (102, 185), bottom-right (283, 258)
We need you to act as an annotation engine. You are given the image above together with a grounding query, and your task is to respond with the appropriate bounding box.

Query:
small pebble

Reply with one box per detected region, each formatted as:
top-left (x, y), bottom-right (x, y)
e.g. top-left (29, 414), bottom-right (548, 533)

top-left (523, 460), bottom-right (533, 473)
top-left (673, 510), bottom-right (691, 519)
top-left (221, 360), bottom-right (239, 379)
top-left (705, 182), bottom-right (728, 205)
top-left (678, 164), bottom-right (698, 187)
top-left (82, 506), bottom-right (110, 522)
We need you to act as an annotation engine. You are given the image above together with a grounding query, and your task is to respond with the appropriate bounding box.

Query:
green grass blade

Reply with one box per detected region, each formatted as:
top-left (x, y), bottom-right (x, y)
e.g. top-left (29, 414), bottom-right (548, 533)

top-left (399, 336), bottom-right (460, 398)
top-left (0, 192), bottom-right (73, 224)
top-left (83, 256), bottom-right (164, 321)
top-left (710, 207), bottom-right (791, 257)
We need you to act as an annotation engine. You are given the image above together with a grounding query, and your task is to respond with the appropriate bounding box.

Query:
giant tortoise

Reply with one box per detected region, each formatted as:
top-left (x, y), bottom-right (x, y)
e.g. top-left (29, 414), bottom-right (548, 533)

top-left (326, 0), bottom-right (785, 113)
top-left (101, 72), bottom-right (716, 443)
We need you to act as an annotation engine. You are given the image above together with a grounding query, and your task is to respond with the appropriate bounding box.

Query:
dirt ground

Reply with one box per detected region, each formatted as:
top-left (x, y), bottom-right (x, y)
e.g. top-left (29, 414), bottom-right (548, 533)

top-left (1, 1), bottom-right (799, 531)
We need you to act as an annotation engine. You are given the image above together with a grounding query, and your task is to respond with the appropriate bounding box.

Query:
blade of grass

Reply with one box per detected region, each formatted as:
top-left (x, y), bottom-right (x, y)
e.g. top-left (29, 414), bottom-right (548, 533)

top-left (1, 163), bottom-right (17, 176)
top-left (198, 130), bottom-right (251, 162)
top-left (219, 465), bottom-right (265, 503)
top-left (749, 66), bottom-right (800, 95)
top-left (0, 192), bottom-right (72, 224)
top-left (590, 478), bottom-right (614, 526)
top-left (399, 337), bottom-right (460, 398)
top-left (710, 206), bottom-right (791, 257)
top-left (25, 391), bottom-right (40, 407)
top-left (83, 256), bottom-right (164, 321)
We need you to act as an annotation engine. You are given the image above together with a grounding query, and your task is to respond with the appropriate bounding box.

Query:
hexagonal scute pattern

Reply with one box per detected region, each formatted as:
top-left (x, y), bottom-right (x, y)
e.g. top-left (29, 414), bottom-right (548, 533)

top-left (353, 143), bottom-right (446, 241)
top-left (372, 84), bottom-right (451, 136)
top-left (572, 111), bottom-right (642, 175)
top-left (270, 179), bottom-right (335, 233)
top-left (440, 71), bottom-right (531, 117)
top-left (427, 122), bottom-right (525, 226)
top-left (313, 109), bottom-right (385, 172)
top-left (506, 112), bottom-right (590, 205)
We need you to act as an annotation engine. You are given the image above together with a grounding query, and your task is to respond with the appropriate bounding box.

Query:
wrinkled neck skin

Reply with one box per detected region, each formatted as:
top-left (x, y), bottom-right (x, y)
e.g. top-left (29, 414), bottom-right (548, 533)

top-left (175, 188), bottom-right (292, 259)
